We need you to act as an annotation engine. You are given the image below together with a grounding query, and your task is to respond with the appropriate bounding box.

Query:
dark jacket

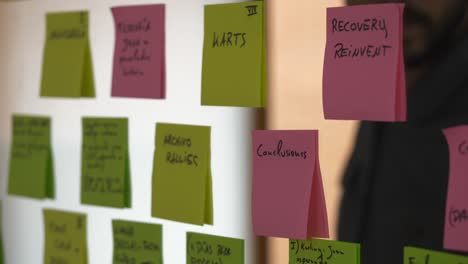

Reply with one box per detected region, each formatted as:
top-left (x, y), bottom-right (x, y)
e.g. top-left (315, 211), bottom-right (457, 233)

top-left (338, 36), bottom-right (468, 264)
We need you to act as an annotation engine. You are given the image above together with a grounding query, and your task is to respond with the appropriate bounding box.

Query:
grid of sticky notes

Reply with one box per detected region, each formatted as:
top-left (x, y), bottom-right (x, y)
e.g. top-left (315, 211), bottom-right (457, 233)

top-left (81, 117), bottom-right (131, 208)
top-left (151, 123), bottom-right (213, 225)
top-left (8, 115), bottom-right (54, 199)
top-left (252, 130), bottom-right (329, 239)
top-left (202, 1), bottom-right (266, 107)
top-left (289, 239), bottom-right (360, 264)
top-left (323, 4), bottom-right (406, 121)
top-left (43, 209), bottom-right (88, 264)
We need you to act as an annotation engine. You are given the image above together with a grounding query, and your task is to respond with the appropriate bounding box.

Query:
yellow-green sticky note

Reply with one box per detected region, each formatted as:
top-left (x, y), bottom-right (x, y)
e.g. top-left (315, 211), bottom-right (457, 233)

top-left (187, 232), bottom-right (244, 264)
top-left (404, 247), bottom-right (468, 264)
top-left (43, 209), bottom-right (88, 264)
top-left (0, 202), bottom-right (3, 264)
top-left (112, 220), bottom-right (163, 264)
top-left (201, 1), bottom-right (266, 107)
top-left (151, 123), bottom-right (213, 225)
top-left (8, 115), bottom-right (54, 200)
top-left (289, 239), bottom-right (360, 264)
top-left (81, 118), bottom-right (131, 208)
top-left (40, 11), bottom-right (95, 98)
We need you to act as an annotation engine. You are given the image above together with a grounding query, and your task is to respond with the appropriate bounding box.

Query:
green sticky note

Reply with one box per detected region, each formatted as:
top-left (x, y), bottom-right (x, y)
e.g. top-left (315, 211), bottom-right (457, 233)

top-left (201, 1), bottom-right (266, 107)
top-left (187, 232), bottom-right (244, 264)
top-left (289, 239), bottom-right (360, 264)
top-left (8, 115), bottom-right (54, 200)
top-left (112, 220), bottom-right (163, 264)
top-left (151, 123), bottom-right (213, 225)
top-left (81, 118), bottom-right (131, 208)
top-left (0, 202), bottom-right (3, 264)
top-left (43, 209), bottom-right (88, 264)
top-left (404, 247), bottom-right (468, 264)
top-left (40, 11), bottom-right (95, 98)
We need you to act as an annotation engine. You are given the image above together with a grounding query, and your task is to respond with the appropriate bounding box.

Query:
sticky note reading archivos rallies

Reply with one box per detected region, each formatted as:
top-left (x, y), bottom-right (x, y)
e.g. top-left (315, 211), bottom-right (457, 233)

top-left (442, 126), bottom-right (468, 253)
top-left (202, 1), bottom-right (266, 107)
top-left (8, 115), bottom-right (54, 200)
top-left (252, 130), bottom-right (329, 239)
top-left (404, 247), bottom-right (468, 264)
top-left (43, 209), bottom-right (88, 264)
top-left (111, 4), bottom-right (166, 99)
top-left (152, 123), bottom-right (213, 225)
top-left (112, 220), bottom-right (163, 264)
top-left (40, 11), bottom-right (95, 98)
top-left (289, 239), bottom-right (360, 264)
top-left (187, 232), bottom-right (244, 264)
top-left (323, 4), bottom-right (406, 121)
top-left (81, 118), bottom-right (131, 208)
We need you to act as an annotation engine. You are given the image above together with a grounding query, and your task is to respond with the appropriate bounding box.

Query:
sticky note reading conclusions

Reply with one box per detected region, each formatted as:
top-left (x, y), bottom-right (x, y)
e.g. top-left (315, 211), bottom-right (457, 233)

top-left (442, 126), bottom-right (468, 252)
top-left (43, 209), bottom-right (88, 264)
top-left (289, 239), bottom-right (360, 264)
top-left (81, 118), bottom-right (130, 208)
top-left (40, 11), bottom-right (95, 98)
top-left (152, 123), bottom-right (213, 225)
top-left (111, 4), bottom-right (166, 99)
top-left (252, 130), bottom-right (329, 239)
top-left (8, 115), bottom-right (54, 200)
top-left (187, 232), bottom-right (244, 264)
top-left (404, 247), bottom-right (468, 264)
top-left (323, 4), bottom-right (406, 121)
top-left (202, 1), bottom-right (266, 107)
top-left (112, 220), bottom-right (163, 264)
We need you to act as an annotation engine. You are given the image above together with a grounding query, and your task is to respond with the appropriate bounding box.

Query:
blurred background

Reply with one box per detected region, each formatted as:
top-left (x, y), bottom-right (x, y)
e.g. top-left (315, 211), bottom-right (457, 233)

top-left (266, 0), bottom-right (356, 263)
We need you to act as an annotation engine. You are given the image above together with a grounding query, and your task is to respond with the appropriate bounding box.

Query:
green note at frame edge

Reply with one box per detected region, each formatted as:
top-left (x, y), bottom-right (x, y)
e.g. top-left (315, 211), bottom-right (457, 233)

top-left (0, 202), bottom-right (3, 264)
top-left (151, 123), bottom-right (213, 225)
top-left (112, 220), bottom-right (163, 264)
top-left (43, 209), bottom-right (88, 264)
top-left (187, 232), bottom-right (244, 264)
top-left (40, 11), bottom-right (95, 98)
top-left (404, 247), bottom-right (468, 264)
top-left (201, 1), bottom-right (266, 107)
top-left (8, 114), bottom-right (55, 200)
top-left (289, 238), bottom-right (360, 264)
top-left (81, 117), bottom-right (131, 208)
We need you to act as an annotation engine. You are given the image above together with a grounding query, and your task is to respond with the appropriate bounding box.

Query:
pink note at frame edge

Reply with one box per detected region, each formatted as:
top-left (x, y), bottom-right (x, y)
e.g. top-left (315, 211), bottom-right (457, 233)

top-left (111, 4), bottom-right (166, 99)
top-left (251, 130), bottom-right (329, 239)
top-left (323, 3), bottom-right (406, 122)
top-left (443, 126), bottom-right (468, 252)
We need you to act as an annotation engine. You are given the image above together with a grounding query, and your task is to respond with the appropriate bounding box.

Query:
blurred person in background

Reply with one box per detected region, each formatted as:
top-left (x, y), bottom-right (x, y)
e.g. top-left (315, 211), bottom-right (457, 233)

top-left (338, 0), bottom-right (468, 263)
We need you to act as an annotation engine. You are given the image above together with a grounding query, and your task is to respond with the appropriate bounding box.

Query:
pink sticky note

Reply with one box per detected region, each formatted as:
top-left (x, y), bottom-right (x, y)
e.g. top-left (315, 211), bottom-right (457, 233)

top-left (443, 126), bottom-right (468, 252)
top-left (323, 4), bottom-right (406, 121)
top-left (252, 130), bottom-right (329, 239)
top-left (111, 4), bottom-right (165, 99)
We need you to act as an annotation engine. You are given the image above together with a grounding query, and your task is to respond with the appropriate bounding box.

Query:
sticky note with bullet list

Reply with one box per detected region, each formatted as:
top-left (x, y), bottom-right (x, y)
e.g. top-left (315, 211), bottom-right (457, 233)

top-left (81, 118), bottom-right (131, 208)
top-left (404, 247), bottom-right (468, 264)
top-left (323, 4), bottom-right (406, 121)
top-left (151, 123), bottom-right (213, 225)
top-left (442, 126), bottom-right (468, 252)
top-left (252, 130), bottom-right (329, 239)
top-left (40, 11), bottom-right (95, 98)
top-left (8, 115), bottom-right (54, 200)
top-left (111, 4), bottom-right (166, 99)
top-left (43, 209), bottom-right (88, 264)
top-left (187, 232), bottom-right (244, 264)
top-left (202, 1), bottom-right (266, 107)
top-left (289, 239), bottom-right (360, 264)
top-left (112, 220), bottom-right (163, 264)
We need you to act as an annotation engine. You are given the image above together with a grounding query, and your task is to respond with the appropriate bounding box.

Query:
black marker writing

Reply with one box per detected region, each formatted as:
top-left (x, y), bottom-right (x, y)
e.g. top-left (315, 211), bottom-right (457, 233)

top-left (458, 141), bottom-right (468, 155)
top-left (334, 43), bottom-right (392, 59)
top-left (332, 18), bottom-right (388, 39)
top-left (246, 5), bottom-right (258, 16)
top-left (257, 140), bottom-right (307, 159)
top-left (212, 32), bottom-right (247, 48)
top-left (449, 207), bottom-right (468, 228)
